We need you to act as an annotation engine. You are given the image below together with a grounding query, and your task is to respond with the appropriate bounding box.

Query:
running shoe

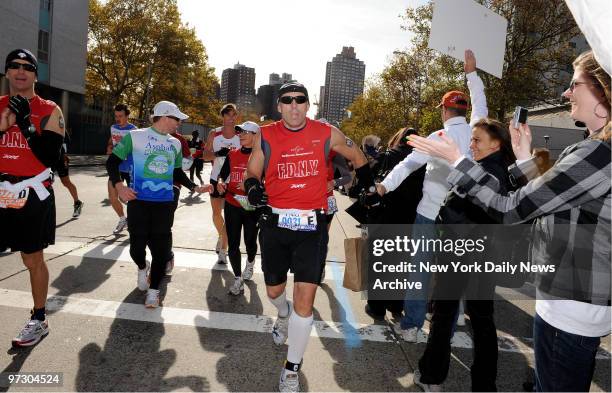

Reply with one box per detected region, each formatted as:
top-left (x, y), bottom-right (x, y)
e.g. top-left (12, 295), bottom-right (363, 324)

top-left (145, 289), bottom-right (160, 308)
top-left (228, 276), bottom-right (244, 295)
top-left (72, 200), bottom-right (84, 218)
top-left (279, 368), bottom-right (300, 392)
top-left (392, 323), bottom-right (419, 343)
top-left (12, 319), bottom-right (49, 347)
top-left (413, 369), bottom-right (442, 392)
top-left (242, 259), bottom-right (255, 281)
top-left (217, 250), bottom-right (227, 265)
top-left (137, 261), bottom-right (150, 291)
top-left (272, 301), bottom-right (292, 345)
top-left (165, 257), bottom-right (174, 275)
top-left (113, 216), bottom-right (128, 234)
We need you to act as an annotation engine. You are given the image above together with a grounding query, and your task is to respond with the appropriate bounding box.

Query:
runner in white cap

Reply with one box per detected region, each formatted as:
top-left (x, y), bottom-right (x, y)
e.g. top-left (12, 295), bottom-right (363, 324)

top-left (106, 101), bottom-right (212, 308)
top-left (216, 121), bottom-right (260, 295)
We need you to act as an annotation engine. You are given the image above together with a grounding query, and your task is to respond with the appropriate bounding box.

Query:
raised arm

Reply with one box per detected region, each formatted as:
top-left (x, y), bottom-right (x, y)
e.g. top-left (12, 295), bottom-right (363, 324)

top-left (464, 49), bottom-right (488, 126)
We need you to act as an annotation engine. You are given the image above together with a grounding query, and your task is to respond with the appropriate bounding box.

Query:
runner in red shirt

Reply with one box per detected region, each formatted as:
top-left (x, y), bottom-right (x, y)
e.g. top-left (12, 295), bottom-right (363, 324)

top-left (0, 49), bottom-right (65, 347)
top-left (216, 121), bottom-right (260, 295)
top-left (245, 82), bottom-right (377, 392)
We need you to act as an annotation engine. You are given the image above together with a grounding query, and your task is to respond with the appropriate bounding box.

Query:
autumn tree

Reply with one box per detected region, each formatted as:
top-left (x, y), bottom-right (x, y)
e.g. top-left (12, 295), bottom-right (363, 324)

top-left (87, 0), bottom-right (221, 126)
top-left (342, 0), bottom-right (580, 141)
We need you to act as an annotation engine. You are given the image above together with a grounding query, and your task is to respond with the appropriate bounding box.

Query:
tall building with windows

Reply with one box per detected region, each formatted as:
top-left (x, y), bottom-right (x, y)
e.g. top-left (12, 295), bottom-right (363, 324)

top-left (257, 72), bottom-right (294, 120)
top-left (318, 46), bottom-right (365, 125)
top-left (0, 0), bottom-right (88, 130)
top-left (220, 63), bottom-right (256, 111)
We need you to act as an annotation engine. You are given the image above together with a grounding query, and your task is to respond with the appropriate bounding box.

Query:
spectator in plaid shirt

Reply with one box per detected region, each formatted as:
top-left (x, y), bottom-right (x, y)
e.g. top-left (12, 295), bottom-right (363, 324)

top-left (407, 50), bottom-right (610, 392)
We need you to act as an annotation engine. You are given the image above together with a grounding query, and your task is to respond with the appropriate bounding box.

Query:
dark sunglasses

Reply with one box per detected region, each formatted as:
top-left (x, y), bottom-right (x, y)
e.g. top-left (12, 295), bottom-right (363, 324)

top-left (166, 116), bottom-right (180, 122)
top-left (568, 79), bottom-right (596, 92)
top-left (7, 61), bottom-right (37, 73)
top-left (279, 95), bottom-right (308, 105)
top-left (235, 129), bottom-right (257, 135)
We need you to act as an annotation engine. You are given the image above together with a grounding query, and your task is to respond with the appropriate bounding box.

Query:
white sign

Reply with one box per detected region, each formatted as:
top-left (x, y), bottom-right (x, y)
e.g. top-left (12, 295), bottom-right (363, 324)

top-left (428, 0), bottom-right (508, 78)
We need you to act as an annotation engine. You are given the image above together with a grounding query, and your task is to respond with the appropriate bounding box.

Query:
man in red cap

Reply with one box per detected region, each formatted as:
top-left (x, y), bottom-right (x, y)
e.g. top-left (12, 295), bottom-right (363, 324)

top-left (365, 50), bottom-right (488, 346)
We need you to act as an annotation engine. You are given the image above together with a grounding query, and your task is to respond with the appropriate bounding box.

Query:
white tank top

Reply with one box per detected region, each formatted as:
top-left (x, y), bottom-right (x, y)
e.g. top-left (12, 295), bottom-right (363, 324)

top-left (210, 127), bottom-right (240, 180)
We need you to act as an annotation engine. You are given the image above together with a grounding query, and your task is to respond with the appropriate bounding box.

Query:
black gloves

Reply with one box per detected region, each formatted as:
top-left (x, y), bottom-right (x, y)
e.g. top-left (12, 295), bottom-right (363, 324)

top-left (244, 177), bottom-right (268, 206)
top-left (8, 95), bottom-right (33, 136)
top-left (353, 165), bottom-right (383, 208)
top-left (360, 186), bottom-right (383, 208)
top-left (215, 147), bottom-right (230, 157)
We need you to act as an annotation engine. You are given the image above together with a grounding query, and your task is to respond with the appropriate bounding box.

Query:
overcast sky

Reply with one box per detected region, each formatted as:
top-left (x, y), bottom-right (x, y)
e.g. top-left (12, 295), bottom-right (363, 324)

top-left (177, 0), bottom-right (427, 115)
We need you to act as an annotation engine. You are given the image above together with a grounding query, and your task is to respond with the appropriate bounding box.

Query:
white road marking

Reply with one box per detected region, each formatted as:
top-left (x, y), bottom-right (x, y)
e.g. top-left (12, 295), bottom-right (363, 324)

top-left (45, 240), bottom-right (345, 279)
top-left (0, 288), bottom-right (390, 343)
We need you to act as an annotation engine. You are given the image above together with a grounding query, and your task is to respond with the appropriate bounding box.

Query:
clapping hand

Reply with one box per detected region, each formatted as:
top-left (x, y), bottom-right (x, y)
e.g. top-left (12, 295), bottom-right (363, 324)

top-left (406, 131), bottom-right (462, 163)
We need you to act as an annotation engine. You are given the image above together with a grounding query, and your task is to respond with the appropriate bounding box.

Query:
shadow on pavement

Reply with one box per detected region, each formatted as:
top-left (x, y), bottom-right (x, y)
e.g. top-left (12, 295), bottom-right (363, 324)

top-left (75, 285), bottom-right (208, 391)
top-left (193, 268), bottom-right (304, 391)
top-left (0, 346), bottom-right (36, 392)
top-left (49, 239), bottom-right (131, 314)
top-left (314, 283), bottom-right (412, 392)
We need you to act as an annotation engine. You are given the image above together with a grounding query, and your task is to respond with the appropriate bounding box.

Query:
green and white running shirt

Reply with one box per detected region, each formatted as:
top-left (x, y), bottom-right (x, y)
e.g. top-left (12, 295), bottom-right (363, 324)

top-left (112, 127), bottom-right (182, 202)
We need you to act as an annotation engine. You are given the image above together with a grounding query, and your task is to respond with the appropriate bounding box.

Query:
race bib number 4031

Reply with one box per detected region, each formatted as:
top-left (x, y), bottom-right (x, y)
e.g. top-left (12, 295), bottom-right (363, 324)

top-left (277, 211), bottom-right (317, 231)
top-left (0, 188), bottom-right (29, 209)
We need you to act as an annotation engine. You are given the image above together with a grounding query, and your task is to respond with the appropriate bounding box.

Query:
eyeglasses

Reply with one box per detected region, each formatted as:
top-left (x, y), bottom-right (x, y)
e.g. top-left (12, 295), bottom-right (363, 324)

top-left (279, 95), bottom-right (308, 105)
top-left (568, 80), bottom-right (596, 92)
top-left (235, 129), bottom-right (257, 135)
top-left (7, 61), bottom-right (37, 73)
top-left (166, 116), bottom-right (180, 122)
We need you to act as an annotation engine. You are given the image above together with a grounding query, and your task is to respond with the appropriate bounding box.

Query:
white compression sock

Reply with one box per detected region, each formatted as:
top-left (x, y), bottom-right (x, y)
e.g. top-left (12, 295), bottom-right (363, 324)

top-left (287, 311), bottom-right (314, 365)
top-left (269, 292), bottom-right (289, 318)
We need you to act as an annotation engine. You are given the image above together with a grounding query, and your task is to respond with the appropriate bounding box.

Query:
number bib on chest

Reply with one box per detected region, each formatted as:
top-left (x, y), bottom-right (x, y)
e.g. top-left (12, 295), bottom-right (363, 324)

top-left (277, 210), bottom-right (317, 231)
top-left (0, 187), bottom-right (29, 209)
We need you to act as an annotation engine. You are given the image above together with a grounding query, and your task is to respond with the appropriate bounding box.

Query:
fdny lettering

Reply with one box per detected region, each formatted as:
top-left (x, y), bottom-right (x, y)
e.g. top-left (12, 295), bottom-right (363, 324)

top-left (0, 131), bottom-right (28, 149)
top-left (277, 160), bottom-right (319, 179)
top-left (230, 170), bottom-right (244, 184)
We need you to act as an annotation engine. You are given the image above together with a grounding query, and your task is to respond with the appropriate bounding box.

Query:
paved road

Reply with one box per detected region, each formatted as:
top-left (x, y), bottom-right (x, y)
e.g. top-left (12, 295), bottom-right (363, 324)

top-left (0, 163), bottom-right (609, 392)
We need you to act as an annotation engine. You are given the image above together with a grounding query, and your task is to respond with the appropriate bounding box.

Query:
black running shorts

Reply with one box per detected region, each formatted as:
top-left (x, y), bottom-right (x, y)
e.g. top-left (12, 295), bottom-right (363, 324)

top-left (258, 211), bottom-right (328, 286)
top-left (0, 187), bottom-right (56, 254)
top-left (52, 152), bottom-right (69, 178)
top-left (192, 158), bottom-right (204, 172)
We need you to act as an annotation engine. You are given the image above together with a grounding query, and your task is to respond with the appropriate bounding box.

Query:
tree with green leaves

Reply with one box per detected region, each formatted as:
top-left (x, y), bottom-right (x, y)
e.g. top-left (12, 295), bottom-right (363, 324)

top-left (87, 0), bottom-right (221, 126)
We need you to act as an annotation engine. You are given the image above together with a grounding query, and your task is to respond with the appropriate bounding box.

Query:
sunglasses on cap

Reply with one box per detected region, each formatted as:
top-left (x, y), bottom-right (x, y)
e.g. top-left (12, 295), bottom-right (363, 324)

top-left (235, 128), bottom-right (257, 135)
top-left (7, 61), bottom-right (37, 73)
top-left (279, 95), bottom-right (308, 105)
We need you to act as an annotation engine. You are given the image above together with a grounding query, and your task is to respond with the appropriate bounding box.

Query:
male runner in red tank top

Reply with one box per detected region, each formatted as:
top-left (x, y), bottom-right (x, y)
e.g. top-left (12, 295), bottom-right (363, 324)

top-left (0, 49), bottom-right (65, 347)
top-left (245, 82), bottom-right (378, 392)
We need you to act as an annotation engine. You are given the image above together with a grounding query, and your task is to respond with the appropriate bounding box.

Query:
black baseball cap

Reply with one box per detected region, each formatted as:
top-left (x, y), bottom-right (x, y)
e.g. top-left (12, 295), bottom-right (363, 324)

top-left (278, 82), bottom-right (309, 101)
top-left (5, 49), bottom-right (38, 75)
